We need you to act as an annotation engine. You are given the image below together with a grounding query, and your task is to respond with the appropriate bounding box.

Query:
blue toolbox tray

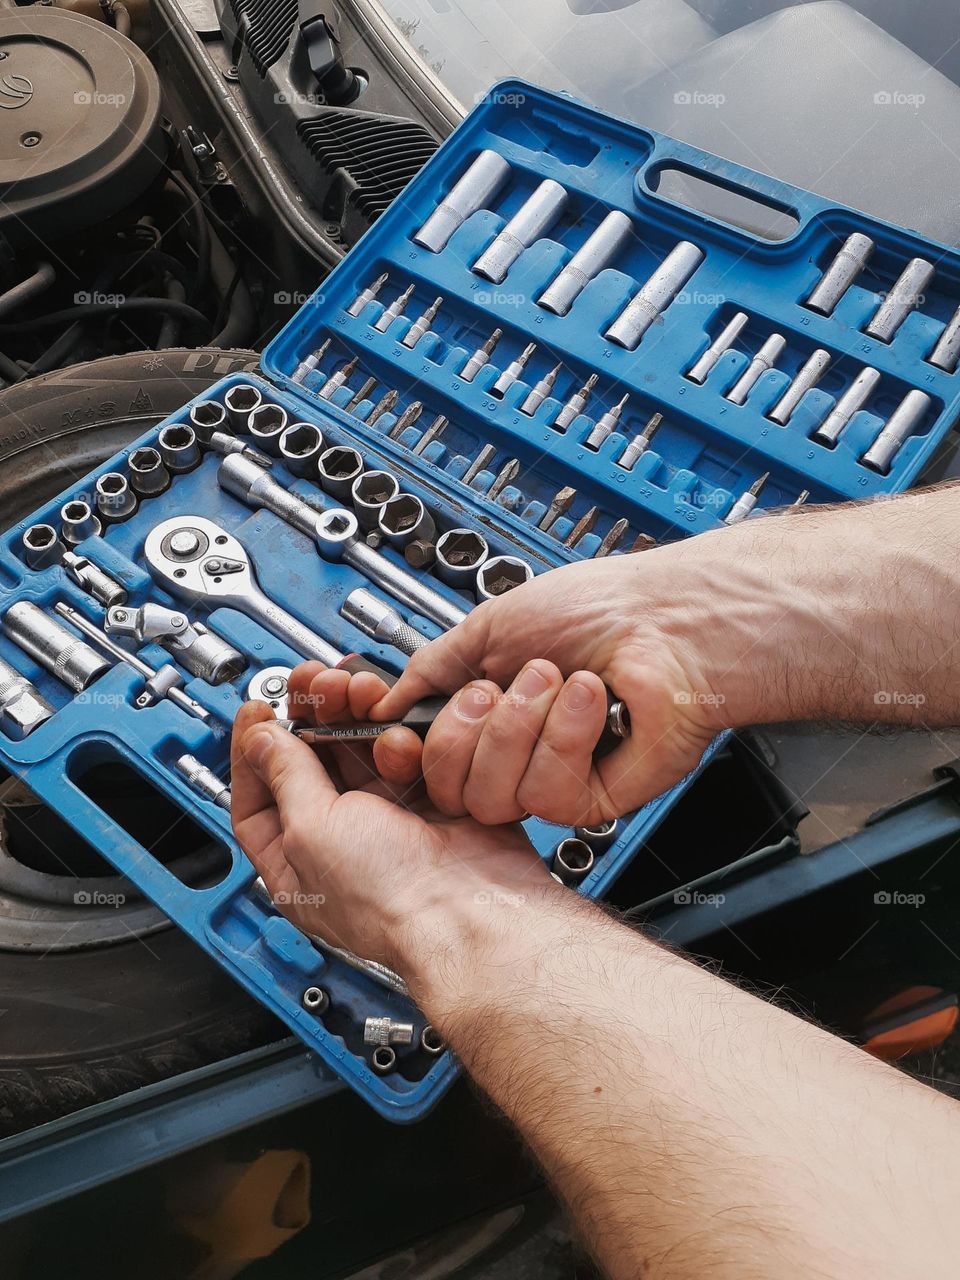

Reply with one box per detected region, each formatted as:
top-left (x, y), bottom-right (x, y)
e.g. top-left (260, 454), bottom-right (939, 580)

top-left (2, 80), bottom-right (959, 1123)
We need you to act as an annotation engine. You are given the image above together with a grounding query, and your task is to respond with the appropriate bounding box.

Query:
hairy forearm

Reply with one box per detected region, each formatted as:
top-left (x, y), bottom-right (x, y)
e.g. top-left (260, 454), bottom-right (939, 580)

top-left (400, 887), bottom-right (960, 1280)
top-left (648, 482), bottom-right (960, 731)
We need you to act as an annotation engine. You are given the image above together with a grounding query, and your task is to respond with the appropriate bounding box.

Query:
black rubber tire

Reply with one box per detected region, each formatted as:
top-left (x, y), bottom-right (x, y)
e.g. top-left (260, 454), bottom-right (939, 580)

top-left (0, 348), bottom-right (282, 1138)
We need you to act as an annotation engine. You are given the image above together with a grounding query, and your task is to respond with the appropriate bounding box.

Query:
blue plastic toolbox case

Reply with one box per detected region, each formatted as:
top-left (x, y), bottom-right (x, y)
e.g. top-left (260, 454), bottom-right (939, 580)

top-left (1, 80), bottom-right (958, 1122)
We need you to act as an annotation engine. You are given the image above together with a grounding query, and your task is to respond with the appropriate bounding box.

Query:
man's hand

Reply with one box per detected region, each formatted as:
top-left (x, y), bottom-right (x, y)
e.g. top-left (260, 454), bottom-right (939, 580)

top-left (230, 692), bottom-right (551, 974)
top-left (367, 547), bottom-right (737, 827)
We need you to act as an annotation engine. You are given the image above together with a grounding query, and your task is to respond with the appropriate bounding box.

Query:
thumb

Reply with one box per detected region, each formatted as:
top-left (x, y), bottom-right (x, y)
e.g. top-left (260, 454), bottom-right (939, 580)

top-left (373, 606), bottom-right (495, 720)
top-left (239, 721), bottom-right (339, 831)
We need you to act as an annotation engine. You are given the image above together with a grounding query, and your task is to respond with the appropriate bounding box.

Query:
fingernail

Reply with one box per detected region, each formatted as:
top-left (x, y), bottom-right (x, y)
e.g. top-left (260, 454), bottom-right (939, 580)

top-left (456, 685), bottom-right (494, 721)
top-left (515, 664), bottom-right (549, 701)
top-left (563, 679), bottom-right (595, 712)
top-left (243, 728), bottom-right (273, 773)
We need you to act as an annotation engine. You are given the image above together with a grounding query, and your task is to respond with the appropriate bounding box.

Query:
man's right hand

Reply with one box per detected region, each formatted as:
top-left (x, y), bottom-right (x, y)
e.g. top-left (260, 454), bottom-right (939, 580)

top-left (368, 544), bottom-right (733, 827)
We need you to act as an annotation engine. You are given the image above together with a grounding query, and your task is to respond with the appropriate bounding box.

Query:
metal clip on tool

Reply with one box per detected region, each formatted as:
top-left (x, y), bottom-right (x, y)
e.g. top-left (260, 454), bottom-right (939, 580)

top-left (105, 603), bottom-right (247, 685)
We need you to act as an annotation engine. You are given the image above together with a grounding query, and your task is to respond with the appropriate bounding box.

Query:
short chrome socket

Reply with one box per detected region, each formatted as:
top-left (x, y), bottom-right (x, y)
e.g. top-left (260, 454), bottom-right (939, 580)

top-left (158, 424), bottom-right (201, 473)
top-left (21, 523), bottom-right (63, 570)
top-left (224, 383), bottom-right (263, 431)
top-left (435, 528), bottom-right (489, 589)
top-left (318, 446), bottom-right (364, 503)
top-left (351, 470), bottom-right (400, 529)
top-left (378, 494), bottom-right (436, 549)
top-left (247, 403), bottom-right (289, 456)
top-left (95, 472), bottom-right (138, 524)
top-left (128, 446), bottom-right (170, 497)
top-left (60, 499), bottom-right (102, 547)
top-left (553, 837), bottom-right (595, 884)
top-left (476, 555), bottom-right (533, 602)
top-left (278, 422), bottom-right (324, 476)
top-left (188, 400), bottom-right (229, 442)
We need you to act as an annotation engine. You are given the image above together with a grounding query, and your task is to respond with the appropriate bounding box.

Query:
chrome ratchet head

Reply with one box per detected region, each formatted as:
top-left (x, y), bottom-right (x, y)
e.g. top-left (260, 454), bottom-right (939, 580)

top-left (143, 516), bottom-right (255, 607)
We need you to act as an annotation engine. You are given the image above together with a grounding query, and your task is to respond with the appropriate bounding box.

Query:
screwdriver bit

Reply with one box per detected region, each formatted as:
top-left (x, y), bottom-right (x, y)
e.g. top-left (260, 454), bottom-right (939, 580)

top-left (487, 458), bottom-right (520, 502)
top-left (461, 328), bottom-right (502, 382)
top-left (318, 355), bottom-right (357, 400)
top-left (367, 389), bottom-right (399, 425)
top-left (564, 506), bottom-right (599, 548)
top-left (292, 338), bottom-right (331, 385)
top-left (594, 517), bottom-right (629, 558)
top-left (616, 413), bottom-right (662, 471)
top-left (387, 401), bottom-right (424, 439)
top-left (411, 414), bottom-right (448, 456)
top-left (553, 373), bottom-right (598, 433)
top-left (402, 296), bottom-right (442, 349)
top-left (462, 442), bottom-right (497, 486)
top-left (374, 283), bottom-right (415, 333)
top-left (585, 394), bottom-right (628, 450)
top-left (538, 485), bottom-right (576, 532)
top-left (492, 343), bottom-right (536, 397)
top-left (347, 272), bottom-right (388, 318)
top-left (725, 472), bottom-right (769, 524)
top-left (520, 362), bottom-right (561, 415)
top-left (345, 376), bottom-right (377, 413)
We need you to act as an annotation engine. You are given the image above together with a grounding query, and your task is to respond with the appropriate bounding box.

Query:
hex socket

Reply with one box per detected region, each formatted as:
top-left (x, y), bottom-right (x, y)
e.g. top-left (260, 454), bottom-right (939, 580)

top-left (278, 422), bottom-right (323, 476)
top-left (552, 837), bottom-right (595, 884)
top-left (22, 523), bottom-right (63, 570)
top-left (413, 149), bottom-right (511, 253)
top-left (351, 469), bottom-right (400, 529)
top-left (811, 366), bottom-right (881, 446)
top-left (538, 210), bottom-right (633, 315)
top-left (473, 178), bottom-right (568, 283)
top-left (928, 303), bottom-right (960, 373)
top-left (768, 349), bottom-right (831, 426)
top-left (3, 600), bottom-right (110, 692)
top-left (188, 400), bottom-right (229, 443)
top-left (128, 446), bottom-right (170, 497)
top-left (95, 472), bottom-right (138, 523)
top-left (476, 555), bottom-right (533, 602)
top-left (60, 499), bottom-right (101, 547)
top-left (158, 424), bottom-right (201, 473)
top-left (604, 240), bottom-right (704, 350)
top-left (686, 311), bottom-right (748, 383)
top-left (574, 820), bottom-right (619, 850)
top-left (860, 389), bottom-right (931, 474)
top-left (247, 403), bottom-right (289, 457)
top-left (725, 334), bottom-right (787, 405)
top-left (865, 257), bottom-right (934, 342)
top-left (435, 528), bottom-right (489, 588)
top-left (378, 494), bottom-right (436, 548)
top-left (318, 446), bottom-right (364, 503)
top-left (223, 383), bottom-right (263, 431)
top-left (805, 232), bottom-right (874, 315)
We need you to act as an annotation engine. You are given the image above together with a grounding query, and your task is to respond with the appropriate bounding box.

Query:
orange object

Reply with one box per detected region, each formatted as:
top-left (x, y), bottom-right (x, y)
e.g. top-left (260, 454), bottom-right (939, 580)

top-left (861, 986), bottom-right (958, 1061)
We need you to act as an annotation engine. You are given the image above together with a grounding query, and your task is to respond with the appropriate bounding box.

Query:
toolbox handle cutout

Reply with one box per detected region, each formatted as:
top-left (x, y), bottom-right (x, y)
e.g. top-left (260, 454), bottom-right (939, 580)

top-left (638, 145), bottom-right (811, 245)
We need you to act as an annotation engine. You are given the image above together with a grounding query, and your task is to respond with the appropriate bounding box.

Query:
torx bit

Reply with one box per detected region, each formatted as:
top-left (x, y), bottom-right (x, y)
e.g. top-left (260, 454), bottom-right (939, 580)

top-left (318, 355), bottom-right (358, 400)
top-left (616, 412), bottom-right (662, 470)
top-left (347, 271), bottom-right (388, 318)
top-left (345, 376), bottom-right (377, 413)
top-left (387, 401), bottom-right (424, 440)
top-left (564, 506), bottom-right (599, 548)
top-left (291, 338), bottom-right (331, 385)
top-left (725, 472), bottom-right (769, 524)
top-left (585, 394), bottom-right (628, 451)
top-left (374, 283), bottom-right (415, 333)
top-left (460, 328), bottom-right (502, 382)
top-left (538, 485), bottom-right (576, 532)
top-left (520, 362), bottom-right (561, 416)
top-left (402, 296), bottom-right (442, 349)
top-left (594, 517), bottom-right (629, 558)
top-left (411, 413), bottom-right (448, 456)
top-left (492, 343), bottom-right (536, 397)
top-left (553, 373), bottom-right (598, 433)
top-left (461, 442), bottom-right (497, 486)
top-left (487, 458), bottom-right (520, 501)
top-left (367, 388), bottom-right (399, 426)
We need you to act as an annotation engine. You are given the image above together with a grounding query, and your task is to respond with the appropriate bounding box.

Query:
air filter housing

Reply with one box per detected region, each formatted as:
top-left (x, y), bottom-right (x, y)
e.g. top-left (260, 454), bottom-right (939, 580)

top-left (0, 8), bottom-right (163, 245)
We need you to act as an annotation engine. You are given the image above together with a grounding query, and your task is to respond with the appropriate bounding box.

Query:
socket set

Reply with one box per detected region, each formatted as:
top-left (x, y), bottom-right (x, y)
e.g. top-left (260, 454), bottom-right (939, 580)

top-left (1, 81), bottom-right (958, 1121)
